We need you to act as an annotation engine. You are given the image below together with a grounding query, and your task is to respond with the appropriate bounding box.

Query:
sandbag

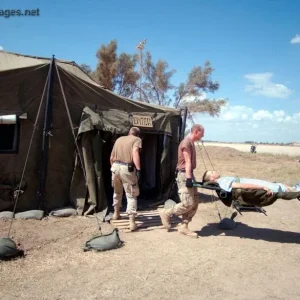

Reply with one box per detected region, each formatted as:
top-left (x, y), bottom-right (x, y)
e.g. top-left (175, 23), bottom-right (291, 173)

top-left (0, 237), bottom-right (24, 260)
top-left (0, 211), bottom-right (14, 219)
top-left (83, 229), bottom-right (123, 252)
top-left (49, 207), bottom-right (78, 217)
top-left (15, 210), bottom-right (44, 220)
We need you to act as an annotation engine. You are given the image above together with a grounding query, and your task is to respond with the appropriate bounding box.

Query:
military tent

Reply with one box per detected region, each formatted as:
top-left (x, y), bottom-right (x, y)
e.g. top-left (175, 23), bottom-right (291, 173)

top-left (0, 51), bottom-right (184, 217)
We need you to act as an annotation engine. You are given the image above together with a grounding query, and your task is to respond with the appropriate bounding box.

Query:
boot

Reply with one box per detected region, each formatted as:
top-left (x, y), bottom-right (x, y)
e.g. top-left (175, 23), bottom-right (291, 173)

top-left (112, 207), bottom-right (121, 220)
top-left (277, 191), bottom-right (300, 200)
top-left (159, 209), bottom-right (172, 231)
top-left (177, 223), bottom-right (198, 238)
top-left (129, 214), bottom-right (137, 231)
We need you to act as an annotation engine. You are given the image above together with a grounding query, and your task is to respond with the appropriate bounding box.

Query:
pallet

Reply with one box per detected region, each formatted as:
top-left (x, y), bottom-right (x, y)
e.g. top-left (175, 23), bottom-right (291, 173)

top-left (110, 210), bottom-right (181, 232)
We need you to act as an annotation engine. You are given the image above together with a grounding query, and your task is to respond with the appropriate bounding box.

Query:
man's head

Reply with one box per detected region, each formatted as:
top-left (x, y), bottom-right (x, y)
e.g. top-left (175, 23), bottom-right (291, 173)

top-left (190, 124), bottom-right (205, 142)
top-left (128, 127), bottom-right (140, 137)
top-left (202, 170), bottom-right (221, 182)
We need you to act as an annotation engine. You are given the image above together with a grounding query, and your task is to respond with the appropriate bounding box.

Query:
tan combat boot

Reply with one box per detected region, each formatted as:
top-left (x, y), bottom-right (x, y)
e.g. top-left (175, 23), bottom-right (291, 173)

top-left (112, 207), bottom-right (121, 220)
top-left (159, 209), bottom-right (172, 231)
top-left (178, 223), bottom-right (198, 238)
top-left (129, 214), bottom-right (137, 231)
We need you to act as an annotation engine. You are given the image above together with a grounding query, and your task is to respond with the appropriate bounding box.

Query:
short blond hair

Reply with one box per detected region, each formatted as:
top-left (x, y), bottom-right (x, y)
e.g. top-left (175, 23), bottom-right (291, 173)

top-left (129, 127), bottom-right (140, 136)
top-left (202, 170), bottom-right (213, 182)
top-left (191, 124), bottom-right (204, 133)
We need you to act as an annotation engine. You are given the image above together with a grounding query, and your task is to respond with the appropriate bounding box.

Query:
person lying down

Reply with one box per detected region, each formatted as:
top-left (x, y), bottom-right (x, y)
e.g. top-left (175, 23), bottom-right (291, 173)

top-left (202, 170), bottom-right (300, 200)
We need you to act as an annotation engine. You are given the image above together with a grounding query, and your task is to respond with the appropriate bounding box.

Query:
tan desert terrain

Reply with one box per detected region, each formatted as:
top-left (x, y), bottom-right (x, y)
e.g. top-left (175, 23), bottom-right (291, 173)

top-left (202, 142), bottom-right (300, 157)
top-left (0, 146), bottom-right (300, 300)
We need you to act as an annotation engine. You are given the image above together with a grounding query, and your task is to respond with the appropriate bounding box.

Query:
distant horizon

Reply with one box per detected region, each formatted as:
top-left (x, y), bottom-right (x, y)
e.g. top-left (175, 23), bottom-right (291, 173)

top-left (202, 140), bottom-right (299, 145)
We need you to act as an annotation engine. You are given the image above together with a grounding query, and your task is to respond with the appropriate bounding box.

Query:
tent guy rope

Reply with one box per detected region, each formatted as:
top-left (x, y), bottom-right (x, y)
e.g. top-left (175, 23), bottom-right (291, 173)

top-left (55, 63), bottom-right (103, 234)
top-left (6, 64), bottom-right (51, 238)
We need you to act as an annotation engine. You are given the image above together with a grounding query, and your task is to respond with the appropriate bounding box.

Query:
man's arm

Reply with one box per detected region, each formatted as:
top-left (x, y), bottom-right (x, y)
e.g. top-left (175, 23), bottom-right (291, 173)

top-left (110, 155), bottom-right (114, 166)
top-left (232, 182), bottom-right (273, 195)
top-left (183, 149), bottom-right (192, 178)
top-left (132, 146), bottom-right (141, 170)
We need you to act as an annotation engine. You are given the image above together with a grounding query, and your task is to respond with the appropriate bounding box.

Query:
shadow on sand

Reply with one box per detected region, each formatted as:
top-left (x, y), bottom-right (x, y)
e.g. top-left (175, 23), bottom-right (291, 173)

top-left (197, 222), bottom-right (300, 244)
top-left (198, 192), bottom-right (219, 204)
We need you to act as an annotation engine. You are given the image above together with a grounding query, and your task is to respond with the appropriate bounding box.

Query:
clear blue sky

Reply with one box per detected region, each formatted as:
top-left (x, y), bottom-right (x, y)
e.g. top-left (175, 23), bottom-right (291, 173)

top-left (1, 0), bottom-right (300, 143)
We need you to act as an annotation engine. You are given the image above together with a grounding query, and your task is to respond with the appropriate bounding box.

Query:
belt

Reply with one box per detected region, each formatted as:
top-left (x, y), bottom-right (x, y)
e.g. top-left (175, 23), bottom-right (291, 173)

top-left (114, 160), bottom-right (130, 166)
top-left (176, 169), bottom-right (193, 174)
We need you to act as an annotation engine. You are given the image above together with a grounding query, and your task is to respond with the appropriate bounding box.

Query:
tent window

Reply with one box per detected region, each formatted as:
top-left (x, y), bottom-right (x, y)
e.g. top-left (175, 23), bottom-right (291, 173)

top-left (0, 115), bottom-right (20, 154)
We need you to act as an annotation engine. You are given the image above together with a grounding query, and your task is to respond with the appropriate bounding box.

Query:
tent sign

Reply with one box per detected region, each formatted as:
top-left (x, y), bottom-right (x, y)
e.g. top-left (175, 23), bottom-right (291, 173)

top-left (132, 115), bottom-right (153, 128)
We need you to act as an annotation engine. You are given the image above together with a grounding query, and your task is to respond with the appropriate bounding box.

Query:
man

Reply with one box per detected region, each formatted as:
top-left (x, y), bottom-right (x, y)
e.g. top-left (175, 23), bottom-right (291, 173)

top-left (202, 170), bottom-right (300, 200)
top-left (159, 124), bottom-right (205, 238)
top-left (110, 127), bottom-right (142, 231)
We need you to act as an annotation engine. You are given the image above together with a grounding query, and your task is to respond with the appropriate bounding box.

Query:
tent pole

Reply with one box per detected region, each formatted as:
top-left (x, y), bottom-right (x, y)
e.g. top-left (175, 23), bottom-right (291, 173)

top-left (180, 106), bottom-right (188, 141)
top-left (38, 55), bottom-right (55, 210)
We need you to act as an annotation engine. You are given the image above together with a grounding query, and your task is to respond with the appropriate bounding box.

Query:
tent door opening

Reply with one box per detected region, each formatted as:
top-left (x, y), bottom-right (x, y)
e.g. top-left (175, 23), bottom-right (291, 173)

top-left (100, 131), bottom-right (162, 211)
top-left (0, 115), bottom-right (20, 154)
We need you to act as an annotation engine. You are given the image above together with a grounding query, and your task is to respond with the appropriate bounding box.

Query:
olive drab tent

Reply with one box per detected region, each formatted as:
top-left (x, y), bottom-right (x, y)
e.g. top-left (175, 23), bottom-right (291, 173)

top-left (0, 51), bottom-right (184, 218)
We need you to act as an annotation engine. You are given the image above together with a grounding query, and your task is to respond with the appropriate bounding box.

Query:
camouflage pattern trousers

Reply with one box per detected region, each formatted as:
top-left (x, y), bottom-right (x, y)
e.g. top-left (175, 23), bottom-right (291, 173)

top-left (170, 172), bottom-right (199, 223)
top-left (111, 162), bottom-right (139, 215)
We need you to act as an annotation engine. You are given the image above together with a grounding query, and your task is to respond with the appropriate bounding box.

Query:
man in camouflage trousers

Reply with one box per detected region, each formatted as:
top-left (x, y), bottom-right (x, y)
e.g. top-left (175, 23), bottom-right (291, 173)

top-left (110, 127), bottom-right (142, 231)
top-left (159, 124), bottom-right (205, 238)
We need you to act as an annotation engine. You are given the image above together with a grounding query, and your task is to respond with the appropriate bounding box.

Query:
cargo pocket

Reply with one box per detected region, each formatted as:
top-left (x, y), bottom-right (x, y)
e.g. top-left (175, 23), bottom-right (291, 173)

top-left (180, 192), bottom-right (195, 208)
top-left (131, 183), bottom-right (140, 197)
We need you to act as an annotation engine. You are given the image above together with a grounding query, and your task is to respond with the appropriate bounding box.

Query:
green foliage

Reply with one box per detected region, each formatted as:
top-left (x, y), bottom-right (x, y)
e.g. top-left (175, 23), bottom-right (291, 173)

top-left (81, 39), bottom-right (227, 117)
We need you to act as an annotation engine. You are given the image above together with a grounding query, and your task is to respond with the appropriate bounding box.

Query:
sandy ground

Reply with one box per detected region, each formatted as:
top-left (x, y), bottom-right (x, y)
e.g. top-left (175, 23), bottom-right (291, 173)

top-left (201, 142), bottom-right (300, 157)
top-left (1, 146), bottom-right (300, 300)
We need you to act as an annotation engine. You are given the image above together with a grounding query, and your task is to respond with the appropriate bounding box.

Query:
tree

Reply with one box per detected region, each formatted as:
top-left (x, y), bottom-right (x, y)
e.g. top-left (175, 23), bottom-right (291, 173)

top-left (174, 62), bottom-right (226, 117)
top-left (142, 51), bottom-right (176, 105)
top-left (92, 40), bottom-right (140, 97)
top-left (141, 54), bottom-right (226, 119)
top-left (79, 63), bottom-right (92, 75)
top-left (95, 40), bottom-right (118, 90)
top-left (114, 53), bottom-right (140, 98)
top-left (81, 39), bottom-right (226, 118)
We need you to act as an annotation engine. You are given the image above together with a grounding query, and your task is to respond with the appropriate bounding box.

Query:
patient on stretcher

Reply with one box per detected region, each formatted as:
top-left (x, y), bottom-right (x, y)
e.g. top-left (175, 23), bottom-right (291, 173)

top-left (202, 170), bottom-right (300, 200)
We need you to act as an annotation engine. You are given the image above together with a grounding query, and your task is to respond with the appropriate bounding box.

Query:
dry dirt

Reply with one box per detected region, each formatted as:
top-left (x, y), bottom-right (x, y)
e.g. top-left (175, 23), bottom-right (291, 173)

top-left (1, 146), bottom-right (300, 300)
top-left (203, 142), bottom-right (300, 157)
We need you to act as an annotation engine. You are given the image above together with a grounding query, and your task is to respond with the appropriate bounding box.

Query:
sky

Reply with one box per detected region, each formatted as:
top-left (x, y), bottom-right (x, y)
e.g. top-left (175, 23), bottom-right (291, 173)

top-left (1, 0), bottom-right (300, 143)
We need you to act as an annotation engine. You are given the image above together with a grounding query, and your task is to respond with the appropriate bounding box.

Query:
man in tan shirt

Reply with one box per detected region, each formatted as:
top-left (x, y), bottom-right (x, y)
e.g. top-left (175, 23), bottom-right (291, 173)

top-left (159, 124), bottom-right (205, 237)
top-left (110, 127), bottom-right (142, 231)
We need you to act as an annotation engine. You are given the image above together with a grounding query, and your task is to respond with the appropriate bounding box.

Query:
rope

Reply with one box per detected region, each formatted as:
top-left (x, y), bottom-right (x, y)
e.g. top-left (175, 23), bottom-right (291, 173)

top-left (54, 64), bottom-right (102, 233)
top-left (197, 144), bottom-right (207, 170)
top-left (195, 141), bottom-right (223, 221)
top-left (54, 64), bottom-right (87, 182)
top-left (201, 141), bottom-right (215, 171)
top-left (7, 68), bottom-right (51, 238)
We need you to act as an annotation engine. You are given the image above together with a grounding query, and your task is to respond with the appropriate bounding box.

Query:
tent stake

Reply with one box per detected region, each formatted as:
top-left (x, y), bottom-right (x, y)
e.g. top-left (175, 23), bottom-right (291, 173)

top-left (38, 55), bottom-right (55, 211)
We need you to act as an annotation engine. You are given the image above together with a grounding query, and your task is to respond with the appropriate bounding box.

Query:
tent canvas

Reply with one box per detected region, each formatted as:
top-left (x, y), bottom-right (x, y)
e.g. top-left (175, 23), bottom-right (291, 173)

top-left (0, 51), bottom-right (184, 217)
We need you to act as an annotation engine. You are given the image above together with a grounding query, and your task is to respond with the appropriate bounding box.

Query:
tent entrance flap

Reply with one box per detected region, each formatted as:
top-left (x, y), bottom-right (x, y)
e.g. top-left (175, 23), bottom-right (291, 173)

top-left (70, 130), bottom-right (108, 218)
